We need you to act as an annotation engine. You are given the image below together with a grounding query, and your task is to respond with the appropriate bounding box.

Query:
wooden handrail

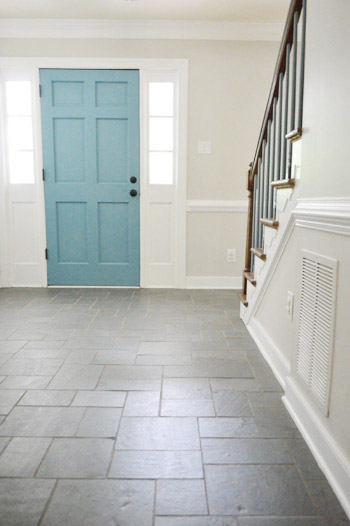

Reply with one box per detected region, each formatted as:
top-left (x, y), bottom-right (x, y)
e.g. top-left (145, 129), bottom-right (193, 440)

top-left (250, 0), bottom-right (303, 184)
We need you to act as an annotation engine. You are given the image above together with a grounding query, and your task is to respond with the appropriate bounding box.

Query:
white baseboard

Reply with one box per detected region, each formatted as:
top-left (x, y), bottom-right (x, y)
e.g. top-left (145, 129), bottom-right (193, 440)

top-left (284, 377), bottom-right (350, 520)
top-left (185, 276), bottom-right (241, 289)
top-left (246, 317), bottom-right (290, 389)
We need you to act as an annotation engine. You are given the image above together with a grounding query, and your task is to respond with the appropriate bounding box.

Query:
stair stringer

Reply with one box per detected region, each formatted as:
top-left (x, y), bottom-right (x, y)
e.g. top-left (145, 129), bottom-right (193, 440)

top-left (240, 139), bottom-right (302, 325)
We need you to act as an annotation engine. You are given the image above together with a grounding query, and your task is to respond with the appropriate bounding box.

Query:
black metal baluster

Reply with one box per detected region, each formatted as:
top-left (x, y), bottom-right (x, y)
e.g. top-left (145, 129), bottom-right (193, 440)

top-left (269, 99), bottom-right (277, 218)
top-left (298, 0), bottom-right (307, 129)
top-left (265, 121), bottom-right (271, 219)
top-left (287, 11), bottom-right (299, 178)
top-left (281, 43), bottom-right (291, 180)
top-left (276, 73), bottom-right (283, 181)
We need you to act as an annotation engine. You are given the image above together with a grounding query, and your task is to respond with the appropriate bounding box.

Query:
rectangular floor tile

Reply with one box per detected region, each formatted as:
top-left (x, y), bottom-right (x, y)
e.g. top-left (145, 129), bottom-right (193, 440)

top-left (156, 479), bottom-right (207, 515)
top-left (138, 342), bottom-right (192, 355)
top-left (0, 437), bottom-right (51, 476)
top-left (76, 408), bottom-right (122, 437)
top-left (41, 480), bottom-right (155, 526)
top-left (199, 418), bottom-right (259, 438)
top-left (124, 391), bottom-right (160, 416)
top-left (18, 390), bottom-right (75, 406)
top-left (202, 438), bottom-right (292, 464)
top-left (155, 519), bottom-right (238, 526)
top-left (161, 399), bottom-right (215, 416)
top-left (306, 479), bottom-right (350, 526)
top-left (93, 350), bottom-right (137, 365)
top-left (210, 379), bottom-right (260, 392)
top-left (136, 354), bottom-right (191, 365)
top-left (0, 437), bottom-right (10, 454)
top-left (205, 464), bottom-right (316, 516)
top-left (72, 390), bottom-right (126, 407)
top-left (0, 479), bottom-right (55, 526)
top-left (162, 378), bottom-right (212, 400)
top-left (97, 365), bottom-right (162, 391)
top-left (164, 358), bottom-right (254, 378)
top-left (253, 408), bottom-right (301, 438)
top-left (0, 341), bottom-right (26, 353)
top-left (48, 364), bottom-right (103, 390)
top-left (64, 350), bottom-right (98, 364)
top-left (116, 417), bottom-right (200, 450)
top-left (0, 406), bottom-right (85, 436)
top-left (0, 376), bottom-right (51, 390)
top-left (37, 438), bottom-right (114, 478)
top-left (285, 439), bottom-right (325, 480)
top-left (238, 519), bottom-right (323, 526)
top-left (109, 450), bottom-right (203, 478)
top-left (0, 358), bottom-right (62, 376)
top-left (0, 390), bottom-right (24, 414)
top-left (213, 391), bottom-right (252, 417)
top-left (64, 334), bottom-right (117, 350)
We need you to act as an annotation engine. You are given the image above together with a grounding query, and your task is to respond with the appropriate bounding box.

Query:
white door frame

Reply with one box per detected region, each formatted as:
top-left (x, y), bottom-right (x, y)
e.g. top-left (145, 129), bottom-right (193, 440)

top-left (0, 57), bottom-right (188, 288)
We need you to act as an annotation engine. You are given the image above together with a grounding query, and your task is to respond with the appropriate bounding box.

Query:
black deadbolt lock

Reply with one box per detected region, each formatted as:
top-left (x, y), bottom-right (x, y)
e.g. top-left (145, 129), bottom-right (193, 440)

top-left (130, 189), bottom-right (137, 197)
top-left (130, 176), bottom-right (137, 183)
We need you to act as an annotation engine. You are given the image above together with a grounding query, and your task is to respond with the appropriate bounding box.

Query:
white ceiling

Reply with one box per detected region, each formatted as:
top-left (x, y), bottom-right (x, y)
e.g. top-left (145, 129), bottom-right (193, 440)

top-left (0, 0), bottom-right (291, 23)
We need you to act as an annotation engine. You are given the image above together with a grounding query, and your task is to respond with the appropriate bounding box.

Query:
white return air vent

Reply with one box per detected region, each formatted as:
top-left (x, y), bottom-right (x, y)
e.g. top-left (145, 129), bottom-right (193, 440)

top-left (296, 250), bottom-right (337, 416)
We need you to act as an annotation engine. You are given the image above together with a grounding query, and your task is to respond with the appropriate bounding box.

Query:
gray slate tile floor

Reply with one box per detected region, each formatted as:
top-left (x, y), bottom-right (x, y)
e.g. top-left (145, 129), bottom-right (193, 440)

top-left (0, 287), bottom-right (348, 526)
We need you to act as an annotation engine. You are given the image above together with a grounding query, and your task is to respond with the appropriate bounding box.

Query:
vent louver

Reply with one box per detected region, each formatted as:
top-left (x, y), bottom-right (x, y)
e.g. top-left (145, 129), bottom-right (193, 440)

top-left (296, 250), bottom-right (337, 416)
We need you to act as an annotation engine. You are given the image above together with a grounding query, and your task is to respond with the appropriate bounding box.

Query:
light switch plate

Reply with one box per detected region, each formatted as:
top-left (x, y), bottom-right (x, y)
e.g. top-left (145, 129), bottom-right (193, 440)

top-left (227, 249), bottom-right (236, 263)
top-left (198, 141), bottom-right (211, 154)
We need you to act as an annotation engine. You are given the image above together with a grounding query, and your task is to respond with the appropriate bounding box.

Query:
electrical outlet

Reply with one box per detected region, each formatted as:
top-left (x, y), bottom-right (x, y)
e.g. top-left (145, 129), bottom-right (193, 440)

top-left (227, 249), bottom-right (236, 263)
top-left (287, 291), bottom-right (294, 320)
top-left (198, 141), bottom-right (211, 154)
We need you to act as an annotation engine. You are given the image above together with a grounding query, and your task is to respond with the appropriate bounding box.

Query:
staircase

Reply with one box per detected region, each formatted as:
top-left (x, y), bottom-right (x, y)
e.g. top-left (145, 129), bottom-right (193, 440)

top-left (238, 0), bottom-right (306, 317)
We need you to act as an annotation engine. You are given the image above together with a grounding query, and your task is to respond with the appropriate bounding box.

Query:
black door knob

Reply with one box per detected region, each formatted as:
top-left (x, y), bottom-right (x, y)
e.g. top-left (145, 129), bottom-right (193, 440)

top-left (130, 189), bottom-right (137, 197)
top-left (130, 176), bottom-right (137, 183)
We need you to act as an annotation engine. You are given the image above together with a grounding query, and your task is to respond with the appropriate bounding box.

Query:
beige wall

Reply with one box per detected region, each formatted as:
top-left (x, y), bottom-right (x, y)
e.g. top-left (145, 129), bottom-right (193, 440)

top-left (300, 0), bottom-right (350, 198)
top-left (0, 37), bottom-right (279, 279)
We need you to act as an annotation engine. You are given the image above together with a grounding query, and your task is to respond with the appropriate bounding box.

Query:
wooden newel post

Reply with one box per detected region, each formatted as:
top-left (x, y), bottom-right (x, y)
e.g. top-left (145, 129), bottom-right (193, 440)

top-left (242, 163), bottom-right (254, 296)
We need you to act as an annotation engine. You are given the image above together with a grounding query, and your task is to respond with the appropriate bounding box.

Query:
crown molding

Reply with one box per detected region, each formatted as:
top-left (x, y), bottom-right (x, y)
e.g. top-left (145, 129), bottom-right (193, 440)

top-left (0, 18), bottom-right (284, 41)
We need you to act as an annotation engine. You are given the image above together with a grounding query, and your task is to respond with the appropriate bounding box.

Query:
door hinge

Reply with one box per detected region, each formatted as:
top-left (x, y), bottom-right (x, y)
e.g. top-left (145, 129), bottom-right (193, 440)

top-left (42, 169), bottom-right (45, 181)
top-left (39, 84), bottom-right (42, 97)
top-left (45, 249), bottom-right (48, 260)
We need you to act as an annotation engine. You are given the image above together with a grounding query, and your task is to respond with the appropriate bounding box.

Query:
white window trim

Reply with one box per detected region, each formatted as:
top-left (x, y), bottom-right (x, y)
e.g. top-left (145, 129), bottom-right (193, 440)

top-left (0, 57), bottom-right (188, 288)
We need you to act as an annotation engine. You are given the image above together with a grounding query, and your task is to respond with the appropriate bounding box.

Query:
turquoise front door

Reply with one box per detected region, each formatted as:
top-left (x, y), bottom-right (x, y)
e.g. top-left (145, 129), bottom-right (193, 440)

top-left (40, 69), bottom-right (140, 285)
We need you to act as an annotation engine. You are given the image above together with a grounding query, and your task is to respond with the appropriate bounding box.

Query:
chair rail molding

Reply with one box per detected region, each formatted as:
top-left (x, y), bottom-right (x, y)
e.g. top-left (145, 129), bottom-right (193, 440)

top-left (186, 200), bottom-right (248, 213)
top-left (0, 18), bottom-right (284, 41)
top-left (293, 197), bottom-right (350, 236)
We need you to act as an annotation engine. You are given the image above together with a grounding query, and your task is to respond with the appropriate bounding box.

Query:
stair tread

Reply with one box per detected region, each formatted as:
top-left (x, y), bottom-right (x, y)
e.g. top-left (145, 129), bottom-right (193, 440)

top-left (250, 248), bottom-right (266, 261)
top-left (237, 291), bottom-right (248, 307)
top-left (243, 271), bottom-right (256, 287)
top-left (271, 178), bottom-right (295, 189)
top-left (260, 218), bottom-right (279, 229)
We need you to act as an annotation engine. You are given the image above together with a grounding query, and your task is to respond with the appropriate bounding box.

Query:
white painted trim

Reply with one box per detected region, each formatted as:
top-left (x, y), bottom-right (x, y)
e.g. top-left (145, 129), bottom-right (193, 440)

top-left (0, 19), bottom-right (284, 42)
top-left (0, 57), bottom-right (188, 288)
top-left (246, 317), bottom-right (290, 389)
top-left (293, 197), bottom-right (350, 236)
top-left (284, 377), bottom-right (350, 520)
top-left (245, 205), bottom-right (296, 324)
top-left (186, 276), bottom-right (241, 289)
top-left (186, 200), bottom-right (248, 213)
